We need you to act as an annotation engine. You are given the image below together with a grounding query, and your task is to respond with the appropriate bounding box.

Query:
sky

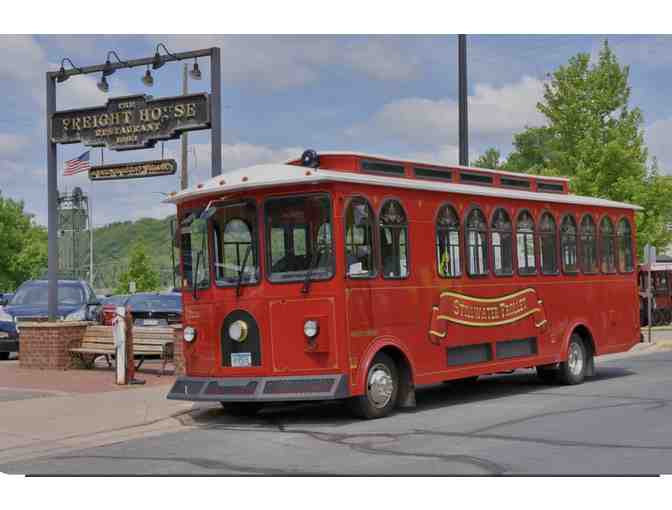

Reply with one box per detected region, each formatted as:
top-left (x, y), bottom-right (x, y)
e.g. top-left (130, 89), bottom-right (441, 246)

top-left (1, 34), bottom-right (672, 227)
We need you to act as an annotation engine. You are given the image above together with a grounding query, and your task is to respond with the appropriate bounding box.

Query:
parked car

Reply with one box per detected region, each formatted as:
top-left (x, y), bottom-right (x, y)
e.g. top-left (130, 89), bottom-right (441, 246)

top-left (0, 311), bottom-right (18, 360)
top-left (0, 280), bottom-right (101, 354)
top-left (0, 293), bottom-right (13, 306)
top-left (126, 292), bottom-right (182, 327)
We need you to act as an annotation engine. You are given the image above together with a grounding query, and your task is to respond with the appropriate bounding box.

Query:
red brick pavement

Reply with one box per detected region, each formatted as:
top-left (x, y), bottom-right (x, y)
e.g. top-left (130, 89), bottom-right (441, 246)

top-left (0, 358), bottom-right (175, 394)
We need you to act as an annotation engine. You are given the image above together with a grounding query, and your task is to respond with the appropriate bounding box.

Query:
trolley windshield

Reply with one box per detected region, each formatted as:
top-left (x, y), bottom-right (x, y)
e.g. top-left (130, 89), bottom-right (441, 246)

top-left (265, 194), bottom-right (334, 282)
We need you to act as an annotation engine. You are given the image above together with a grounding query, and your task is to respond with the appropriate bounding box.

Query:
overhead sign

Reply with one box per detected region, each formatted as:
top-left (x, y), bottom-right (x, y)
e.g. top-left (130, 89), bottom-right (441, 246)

top-left (89, 159), bottom-right (177, 181)
top-left (51, 93), bottom-right (210, 151)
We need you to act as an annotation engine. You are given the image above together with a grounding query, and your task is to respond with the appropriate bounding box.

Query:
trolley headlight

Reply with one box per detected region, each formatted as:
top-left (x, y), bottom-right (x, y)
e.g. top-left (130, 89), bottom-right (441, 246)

top-left (303, 320), bottom-right (319, 338)
top-left (184, 326), bottom-right (197, 343)
top-left (228, 320), bottom-right (248, 342)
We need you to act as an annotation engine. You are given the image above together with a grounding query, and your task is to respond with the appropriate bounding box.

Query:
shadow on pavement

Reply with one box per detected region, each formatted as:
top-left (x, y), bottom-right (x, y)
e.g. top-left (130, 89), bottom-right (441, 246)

top-left (182, 366), bottom-right (636, 428)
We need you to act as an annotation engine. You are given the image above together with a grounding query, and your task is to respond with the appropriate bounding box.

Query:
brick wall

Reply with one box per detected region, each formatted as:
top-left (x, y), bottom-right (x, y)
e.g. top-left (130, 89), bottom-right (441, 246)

top-left (19, 323), bottom-right (89, 370)
top-left (172, 325), bottom-right (185, 376)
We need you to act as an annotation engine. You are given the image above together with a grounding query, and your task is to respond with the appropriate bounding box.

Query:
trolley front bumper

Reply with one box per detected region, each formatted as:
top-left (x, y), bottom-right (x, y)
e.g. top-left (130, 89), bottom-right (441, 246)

top-left (167, 374), bottom-right (350, 402)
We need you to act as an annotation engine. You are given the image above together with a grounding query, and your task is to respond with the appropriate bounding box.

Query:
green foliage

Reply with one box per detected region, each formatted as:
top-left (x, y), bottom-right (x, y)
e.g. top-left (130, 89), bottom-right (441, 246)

top-left (114, 242), bottom-right (161, 294)
top-left (471, 148), bottom-right (502, 170)
top-left (93, 215), bottom-right (176, 291)
top-left (0, 193), bottom-right (48, 292)
top-left (483, 40), bottom-right (672, 254)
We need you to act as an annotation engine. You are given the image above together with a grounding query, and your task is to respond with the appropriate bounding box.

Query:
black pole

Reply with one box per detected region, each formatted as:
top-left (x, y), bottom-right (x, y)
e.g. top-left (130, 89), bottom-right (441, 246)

top-left (46, 73), bottom-right (58, 321)
top-left (458, 34), bottom-right (468, 166)
top-left (210, 47), bottom-right (222, 177)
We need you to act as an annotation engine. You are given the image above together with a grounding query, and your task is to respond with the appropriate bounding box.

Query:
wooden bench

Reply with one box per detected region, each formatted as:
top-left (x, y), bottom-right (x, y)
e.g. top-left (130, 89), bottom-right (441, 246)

top-left (69, 325), bottom-right (174, 375)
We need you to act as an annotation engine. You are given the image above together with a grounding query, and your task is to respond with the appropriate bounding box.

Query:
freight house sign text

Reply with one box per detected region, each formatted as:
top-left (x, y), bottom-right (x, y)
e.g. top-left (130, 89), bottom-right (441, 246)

top-left (51, 93), bottom-right (211, 151)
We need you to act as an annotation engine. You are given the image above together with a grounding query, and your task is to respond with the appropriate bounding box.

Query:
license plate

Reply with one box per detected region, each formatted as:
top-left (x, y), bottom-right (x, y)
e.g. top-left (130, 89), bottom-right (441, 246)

top-left (141, 319), bottom-right (159, 326)
top-left (0, 332), bottom-right (8, 338)
top-left (231, 352), bottom-right (252, 367)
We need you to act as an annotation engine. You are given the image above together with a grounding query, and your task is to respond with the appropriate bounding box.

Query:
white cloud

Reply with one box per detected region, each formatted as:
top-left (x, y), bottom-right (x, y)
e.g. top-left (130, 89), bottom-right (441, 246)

top-left (347, 76), bottom-right (545, 146)
top-left (55, 72), bottom-right (130, 110)
top-left (159, 35), bottom-right (422, 89)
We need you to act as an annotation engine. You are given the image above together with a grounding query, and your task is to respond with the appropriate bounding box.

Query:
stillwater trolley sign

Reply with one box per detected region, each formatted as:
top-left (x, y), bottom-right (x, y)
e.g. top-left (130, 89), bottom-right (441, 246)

top-left (50, 93), bottom-right (211, 151)
top-left (89, 159), bottom-right (177, 181)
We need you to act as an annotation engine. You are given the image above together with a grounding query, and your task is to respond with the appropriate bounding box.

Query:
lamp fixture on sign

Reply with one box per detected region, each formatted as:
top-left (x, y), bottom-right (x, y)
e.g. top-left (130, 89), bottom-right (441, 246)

top-left (142, 65), bottom-right (154, 87)
top-left (56, 58), bottom-right (82, 83)
top-left (152, 43), bottom-right (177, 70)
top-left (189, 58), bottom-right (202, 80)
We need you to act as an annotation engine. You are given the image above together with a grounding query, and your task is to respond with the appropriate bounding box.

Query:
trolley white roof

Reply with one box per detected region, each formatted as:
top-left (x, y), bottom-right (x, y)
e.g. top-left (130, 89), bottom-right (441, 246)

top-left (164, 161), bottom-right (642, 211)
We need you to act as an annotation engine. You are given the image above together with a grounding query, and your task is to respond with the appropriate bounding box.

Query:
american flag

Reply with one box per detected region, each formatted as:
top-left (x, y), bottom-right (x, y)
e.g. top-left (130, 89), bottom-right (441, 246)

top-left (63, 151), bottom-right (90, 176)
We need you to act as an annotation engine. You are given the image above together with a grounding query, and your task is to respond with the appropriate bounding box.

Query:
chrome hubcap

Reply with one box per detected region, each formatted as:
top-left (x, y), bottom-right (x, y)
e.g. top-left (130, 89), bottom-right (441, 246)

top-left (367, 363), bottom-right (394, 408)
top-left (568, 342), bottom-right (584, 376)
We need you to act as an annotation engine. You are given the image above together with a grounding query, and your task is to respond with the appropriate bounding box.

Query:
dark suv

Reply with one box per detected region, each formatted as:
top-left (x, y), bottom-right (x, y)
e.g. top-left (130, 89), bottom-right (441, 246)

top-left (0, 279), bottom-right (101, 359)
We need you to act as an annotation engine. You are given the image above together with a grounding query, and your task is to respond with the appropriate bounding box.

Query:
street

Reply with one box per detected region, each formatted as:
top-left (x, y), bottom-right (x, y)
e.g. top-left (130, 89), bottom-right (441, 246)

top-left (2, 347), bottom-right (672, 475)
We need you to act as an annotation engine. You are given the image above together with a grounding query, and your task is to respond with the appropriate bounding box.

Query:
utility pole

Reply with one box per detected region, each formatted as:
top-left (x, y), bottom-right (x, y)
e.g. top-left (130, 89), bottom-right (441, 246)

top-left (180, 63), bottom-right (189, 190)
top-left (458, 34), bottom-right (469, 166)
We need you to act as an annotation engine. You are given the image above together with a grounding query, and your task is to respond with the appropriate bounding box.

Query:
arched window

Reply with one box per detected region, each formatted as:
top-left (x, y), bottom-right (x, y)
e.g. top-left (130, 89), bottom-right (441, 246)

top-left (379, 200), bottom-right (409, 278)
top-left (539, 212), bottom-right (558, 274)
top-left (491, 208), bottom-right (513, 276)
top-left (617, 218), bottom-right (634, 272)
top-left (561, 215), bottom-right (578, 273)
top-left (216, 218), bottom-right (255, 282)
top-left (600, 217), bottom-right (616, 273)
top-left (516, 211), bottom-right (536, 275)
top-left (436, 204), bottom-right (461, 278)
top-left (580, 215), bottom-right (598, 274)
top-left (466, 207), bottom-right (488, 276)
top-left (345, 197), bottom-right (375, 278)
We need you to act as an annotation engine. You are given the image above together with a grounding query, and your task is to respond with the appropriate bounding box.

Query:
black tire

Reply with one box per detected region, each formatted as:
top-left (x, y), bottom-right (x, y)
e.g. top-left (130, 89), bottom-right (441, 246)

top-left (348, 352), bottom-right (399, 419)
top-left (220, 402), bottom-right (263, 416)
top-left (0, 352), bottom-right (10, 361)
top-left (557, 334), bottom-right (588, 385)
top-left (536, 366), bottom-right (558, 384)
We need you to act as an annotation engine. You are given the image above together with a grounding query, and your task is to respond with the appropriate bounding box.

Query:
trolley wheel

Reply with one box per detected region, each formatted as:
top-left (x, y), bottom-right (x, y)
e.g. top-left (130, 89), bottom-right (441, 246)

top-left (536, 365), bottom-right (558, 384)
top-left (348, 352), bottom-right (399, 419)
top-left (557, 334), bottom-right (588, 385)
top-left (0, 352), bottom-right (10, 361)
top-left (220, 402), bottom-right (263, 416)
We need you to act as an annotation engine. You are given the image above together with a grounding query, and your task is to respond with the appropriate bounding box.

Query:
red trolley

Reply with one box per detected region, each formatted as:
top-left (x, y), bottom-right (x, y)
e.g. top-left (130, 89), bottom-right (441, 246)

top-left (166, 151), bottom-right (641, 418)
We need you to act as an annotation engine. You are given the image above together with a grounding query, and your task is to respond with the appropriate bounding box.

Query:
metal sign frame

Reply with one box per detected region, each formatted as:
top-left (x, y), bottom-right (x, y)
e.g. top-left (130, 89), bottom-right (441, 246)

top-left (46, 47), bottom-right (222, 320)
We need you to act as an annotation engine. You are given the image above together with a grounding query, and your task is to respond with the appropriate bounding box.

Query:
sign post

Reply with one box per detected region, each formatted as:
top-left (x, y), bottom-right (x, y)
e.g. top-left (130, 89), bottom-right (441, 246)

top-left (644, 244), bottom-right (656, 344)
top-left (46, 46), bottom-right (222, 321)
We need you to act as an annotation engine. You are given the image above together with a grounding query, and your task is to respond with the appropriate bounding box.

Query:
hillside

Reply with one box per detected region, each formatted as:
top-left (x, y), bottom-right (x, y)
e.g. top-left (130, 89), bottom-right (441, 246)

top-left (91, 215), bottom-right (177, 291)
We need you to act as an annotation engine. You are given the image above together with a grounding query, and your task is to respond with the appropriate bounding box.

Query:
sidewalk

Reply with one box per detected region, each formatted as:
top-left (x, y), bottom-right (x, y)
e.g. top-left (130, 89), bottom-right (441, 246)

top-left (0, 360), bottom-right (193, 465)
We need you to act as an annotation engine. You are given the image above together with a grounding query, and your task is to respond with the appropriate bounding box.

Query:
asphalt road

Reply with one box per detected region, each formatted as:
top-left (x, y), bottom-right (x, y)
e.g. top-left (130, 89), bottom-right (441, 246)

top-left (3, 349), bottom-right (672, 475)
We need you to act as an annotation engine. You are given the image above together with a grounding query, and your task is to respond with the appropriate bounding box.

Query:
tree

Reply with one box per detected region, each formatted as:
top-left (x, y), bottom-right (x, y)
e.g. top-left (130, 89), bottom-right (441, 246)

top-left (0, 193), bottom-right (48, 292)
top-left (501, 41), bottom-right (672, 252)
top-left (114, 242), bottom-right (160, 294)
top-left (471, 148), bottom-right (502, 170)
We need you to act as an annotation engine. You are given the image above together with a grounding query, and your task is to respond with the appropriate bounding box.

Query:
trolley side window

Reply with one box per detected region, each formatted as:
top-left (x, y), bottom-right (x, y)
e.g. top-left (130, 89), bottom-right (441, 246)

top-left (345, 197), bottom-right (376, 278)
top-left (600, 217), bottom-right (617, 274)
top-left (491, 208), bottom-right (513, 276)
top-left (379, 200), bottom-right (409, 279)
top-left (516, 210), bottom-right (537, 275)
top-left (539, 212), bottom-right (559, 274)
top-left (436, 203), bottom-right (461, 278)
top-left (561, 215), bottom-right (578, 273)
top-left (466, 207), bottom-right (488, 276)
top-left (580, 215), bottom-right (598, 274)
top-left (617, 218), bottom-right (634, 273)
